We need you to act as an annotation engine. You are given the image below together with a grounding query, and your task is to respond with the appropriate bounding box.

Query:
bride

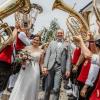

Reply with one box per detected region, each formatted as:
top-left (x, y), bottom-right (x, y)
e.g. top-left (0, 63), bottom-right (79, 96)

top-left (9, 35), bottom-right (44, 100)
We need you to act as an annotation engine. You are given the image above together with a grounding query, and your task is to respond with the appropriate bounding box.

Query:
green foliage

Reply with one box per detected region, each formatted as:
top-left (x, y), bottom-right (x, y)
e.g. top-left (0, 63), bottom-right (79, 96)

top-left (41, 18), bottom-right (60, 43)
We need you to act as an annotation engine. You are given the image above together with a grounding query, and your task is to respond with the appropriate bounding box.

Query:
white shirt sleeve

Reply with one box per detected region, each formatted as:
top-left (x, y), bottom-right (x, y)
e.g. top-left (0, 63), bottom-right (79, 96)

top-left (18, 32), bottom-right (31, 46)
top-left (85, 54), bottom-right (100, 87)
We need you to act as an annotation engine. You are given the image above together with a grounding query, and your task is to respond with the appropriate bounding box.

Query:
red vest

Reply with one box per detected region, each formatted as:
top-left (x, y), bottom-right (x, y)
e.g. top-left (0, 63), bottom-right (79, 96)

top-left (71, 47), bottom-right (81, 65)
top-left (0, 45), bottom-right (13, 64)
top-left (15, 35), bottom-right (25, 51)
top-left (77, 42), bottom-right (94, 83)
top-left (90, 74), bottom-right (100, 100)
top-left (77, 59), bottom-right (91, 83)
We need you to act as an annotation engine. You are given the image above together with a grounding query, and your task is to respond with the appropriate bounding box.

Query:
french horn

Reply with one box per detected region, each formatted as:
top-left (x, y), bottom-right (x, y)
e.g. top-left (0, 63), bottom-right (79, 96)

top-left (0, 0), bottom-right (31, 51)
top-left (52, 0), bottom-right (90, 41)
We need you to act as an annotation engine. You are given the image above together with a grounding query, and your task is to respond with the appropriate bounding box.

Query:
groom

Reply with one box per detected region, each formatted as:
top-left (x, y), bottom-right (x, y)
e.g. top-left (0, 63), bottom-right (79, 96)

top-left (43, 28), bottom-right (71, 100)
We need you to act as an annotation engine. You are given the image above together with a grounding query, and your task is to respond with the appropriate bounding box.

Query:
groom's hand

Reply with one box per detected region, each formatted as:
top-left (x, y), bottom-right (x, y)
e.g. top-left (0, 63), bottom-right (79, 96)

top-left (42, 67), bottom-right (48, 76)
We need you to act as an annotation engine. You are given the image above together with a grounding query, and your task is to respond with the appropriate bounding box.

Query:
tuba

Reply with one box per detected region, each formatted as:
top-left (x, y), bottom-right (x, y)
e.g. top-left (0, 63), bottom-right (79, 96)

top-left (0, 0), bottom-right (31, 51)
top-left (52, 0), bottom-right (90, 41)
top-left (15, 3), bottom-right (43, 31)
top-left (81, 11), bottom-right (91, 26)
top-left (15, 12), bottom-right (32, 30)
top-left (93, 0), bottom-right (100, 22)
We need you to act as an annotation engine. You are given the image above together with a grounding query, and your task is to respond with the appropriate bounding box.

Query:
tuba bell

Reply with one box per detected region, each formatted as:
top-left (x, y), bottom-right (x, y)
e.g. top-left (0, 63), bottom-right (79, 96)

top-left (52, 0), bottom-right (90, 41)
top-left (0, 0), bottom-right (31, 51)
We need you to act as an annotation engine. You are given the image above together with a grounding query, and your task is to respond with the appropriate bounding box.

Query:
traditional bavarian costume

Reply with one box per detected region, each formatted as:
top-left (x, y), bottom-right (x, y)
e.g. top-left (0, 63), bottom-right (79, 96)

top-left (0, 44), bottom-right (13, 92)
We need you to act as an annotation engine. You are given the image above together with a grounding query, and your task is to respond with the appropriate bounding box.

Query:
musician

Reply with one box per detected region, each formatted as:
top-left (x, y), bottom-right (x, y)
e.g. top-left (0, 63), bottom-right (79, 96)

top-left (74, 33), bottom-right (98, 100)
top-left (15, 23), bottom-right (31, 51)
top-left (0, 27), bottom-right (18, 94)
top-left (89, 74), bottom-right (100, 100)
top-left (78, 39), bottom-right (99, 100)
top-left (66, 40), bottom-right (83, 100)
top-left (7, 23), bottom-right (31, 92)
top-left (73, 34), bottom-right (100, 100)
top-left (63, 37), bottom-right (76, 90)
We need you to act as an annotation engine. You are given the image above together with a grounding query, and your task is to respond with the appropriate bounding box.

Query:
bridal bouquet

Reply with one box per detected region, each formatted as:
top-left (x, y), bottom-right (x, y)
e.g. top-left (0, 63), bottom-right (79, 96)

top-left (15, 50), bottom-right (32, 70)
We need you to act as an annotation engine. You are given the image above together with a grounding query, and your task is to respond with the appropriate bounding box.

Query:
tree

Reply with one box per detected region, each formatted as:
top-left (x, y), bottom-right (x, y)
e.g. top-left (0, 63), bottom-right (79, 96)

top-left (41, 18), bottom-right (60, 43)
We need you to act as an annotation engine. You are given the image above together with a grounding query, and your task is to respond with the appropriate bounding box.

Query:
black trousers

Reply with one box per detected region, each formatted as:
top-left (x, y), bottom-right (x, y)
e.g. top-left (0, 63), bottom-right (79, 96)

top-left (0, 61), bottom-right (12, 91)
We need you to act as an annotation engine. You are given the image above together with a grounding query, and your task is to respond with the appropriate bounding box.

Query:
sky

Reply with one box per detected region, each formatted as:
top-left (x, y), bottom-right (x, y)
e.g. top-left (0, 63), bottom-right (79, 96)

top-left (31, 0), bottom-right (92, 34)
top-left (1, 0), bottom-right (92, 34)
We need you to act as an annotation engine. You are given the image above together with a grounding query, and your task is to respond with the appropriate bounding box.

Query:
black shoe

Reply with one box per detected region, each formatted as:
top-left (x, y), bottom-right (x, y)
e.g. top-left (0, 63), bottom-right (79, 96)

top-left (7, 87), bottom-right (13, 93)
top-left (64, 85), bottom-right (71, 90)
top-left (68, 95), bottom-right (77, 100)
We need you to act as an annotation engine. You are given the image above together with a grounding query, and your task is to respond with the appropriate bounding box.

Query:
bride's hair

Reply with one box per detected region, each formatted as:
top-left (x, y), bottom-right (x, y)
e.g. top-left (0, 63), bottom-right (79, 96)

top-left (32, 34), bottom-right (42, 46)
top-left (34, 35), bottom-right (41, 41)
top-left (31, 34), bottom-right (41, 41)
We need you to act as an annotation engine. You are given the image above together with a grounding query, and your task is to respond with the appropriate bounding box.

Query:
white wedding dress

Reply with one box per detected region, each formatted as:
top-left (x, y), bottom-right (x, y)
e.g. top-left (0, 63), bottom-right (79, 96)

top-left (9, 51), bottom-right (41, 100)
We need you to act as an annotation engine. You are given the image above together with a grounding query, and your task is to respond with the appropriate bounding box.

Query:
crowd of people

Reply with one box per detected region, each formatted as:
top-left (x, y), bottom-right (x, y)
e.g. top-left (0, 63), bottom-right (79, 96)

top-left (0, 14), bottom-right (100, 100)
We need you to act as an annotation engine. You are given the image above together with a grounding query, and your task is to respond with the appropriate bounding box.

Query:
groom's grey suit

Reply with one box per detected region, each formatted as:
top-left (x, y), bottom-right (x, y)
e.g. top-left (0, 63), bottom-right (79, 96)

top-left (44, 40), bottom-right (71, 100)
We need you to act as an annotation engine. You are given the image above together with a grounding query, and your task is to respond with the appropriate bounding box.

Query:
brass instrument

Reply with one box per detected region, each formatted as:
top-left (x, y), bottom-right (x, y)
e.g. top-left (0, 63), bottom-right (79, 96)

top-left (15, 12), bottom-right (31, 29)
top-left (93, 0), bottom-right (100, 22)
top-left (81, 11), bottom-right (91, 26)
top-left (0, 0), bottom-right (31, 19)
top-left (52, 0), bottom-right (90, 41)
top-left (15, 3), bottom-right (43, 31)
top-left (0, 0), bottom-right (31, 51)
top-left (66, 17), bottom-right (78, 36)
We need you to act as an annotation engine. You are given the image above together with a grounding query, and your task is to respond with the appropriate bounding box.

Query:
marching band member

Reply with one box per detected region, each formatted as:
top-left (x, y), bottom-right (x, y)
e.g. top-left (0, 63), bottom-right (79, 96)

top-left (0, 27), bottom-right (18, 95)
top-left (8, 23), bottom-right (31, 92)
top-left (73, 33), bottom-right (100, 100)
top-left (90, 74), bottom-right (100, 100)
top-left (76, 33), bottom-right (99, 100)
top-left (67, 42), bottom-right (82, 99)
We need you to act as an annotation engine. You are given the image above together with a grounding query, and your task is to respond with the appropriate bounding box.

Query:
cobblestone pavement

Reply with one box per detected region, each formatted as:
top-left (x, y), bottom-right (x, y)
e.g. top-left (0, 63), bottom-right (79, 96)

top-left (1, 81), bottom-right (68, 100)
top-left (38, 82), bottom-right (68, 100)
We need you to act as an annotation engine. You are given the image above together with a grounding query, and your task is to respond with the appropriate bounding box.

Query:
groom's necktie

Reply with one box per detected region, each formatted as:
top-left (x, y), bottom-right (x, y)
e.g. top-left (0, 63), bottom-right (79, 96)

top-left (55, 40), bottom-right (63, 65)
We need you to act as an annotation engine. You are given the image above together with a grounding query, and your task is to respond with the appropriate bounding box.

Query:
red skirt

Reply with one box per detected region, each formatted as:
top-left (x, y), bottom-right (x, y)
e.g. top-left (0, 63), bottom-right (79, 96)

top-left (90, 74), bottom-right (100, 100)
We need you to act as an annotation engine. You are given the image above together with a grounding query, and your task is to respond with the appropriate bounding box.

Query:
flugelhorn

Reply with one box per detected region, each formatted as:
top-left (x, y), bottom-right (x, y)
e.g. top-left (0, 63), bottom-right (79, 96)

top-left (0, 0), bottom-right (31, 51)
top-left (52, 0), bottom-right (90, 41)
